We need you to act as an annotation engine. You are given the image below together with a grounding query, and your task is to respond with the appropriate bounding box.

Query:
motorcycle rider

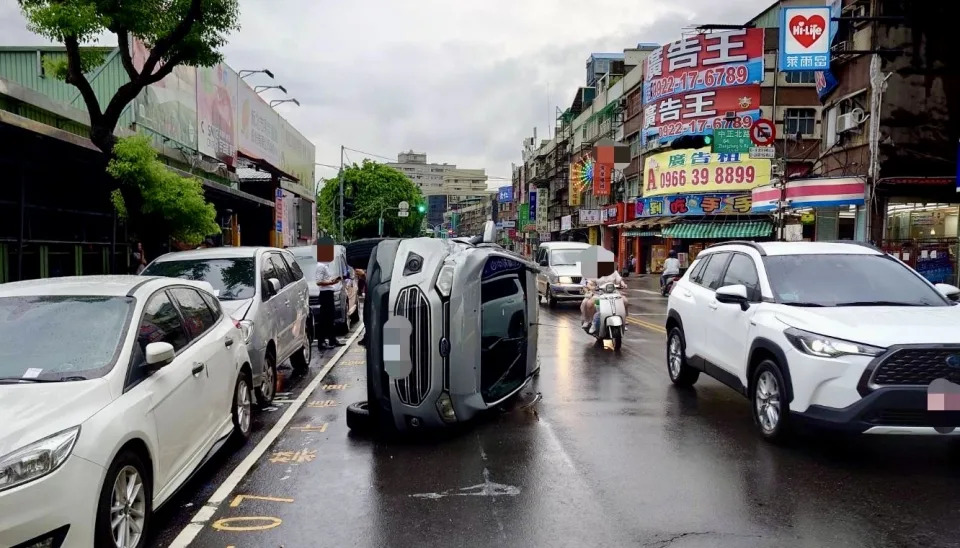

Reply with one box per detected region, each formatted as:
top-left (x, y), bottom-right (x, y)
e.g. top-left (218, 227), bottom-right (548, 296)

top-left (661, 249), bottom-right (681, 290)
top-left (580, 251), bottom-right (629, 334)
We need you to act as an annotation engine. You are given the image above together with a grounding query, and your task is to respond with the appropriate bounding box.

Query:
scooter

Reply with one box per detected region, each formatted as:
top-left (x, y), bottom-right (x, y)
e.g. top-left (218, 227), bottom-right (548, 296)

top-left (583, 283), bottom-right (627, 351)
top-left (661, 274), bottom-right (681, 296)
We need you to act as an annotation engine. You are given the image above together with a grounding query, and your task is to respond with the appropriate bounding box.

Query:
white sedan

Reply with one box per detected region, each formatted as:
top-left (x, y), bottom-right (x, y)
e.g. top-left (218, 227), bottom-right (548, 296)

top-left (0, 275), bottom-right (254, 548)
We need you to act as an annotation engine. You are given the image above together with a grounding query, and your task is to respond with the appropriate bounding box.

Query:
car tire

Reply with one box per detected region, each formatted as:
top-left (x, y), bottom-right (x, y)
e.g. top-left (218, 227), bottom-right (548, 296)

top-left (232, 373), bottom-right (253, 442)
top-left (751, 360), bottom-right (792, 443)
top-left (346, 401), bottom-right (373, 432)
top-left (95, 450), bottom-right (152, 548)
top-left (667, 327), bottom-right (699, 386)
top-left (291, 323), bottom-right (312, 373)
top-left (255, 350), bottom-right (277, 408)
top-left (547, 290), bottom-right (557, 308)
top-left (612, 329), bottom-right (622, 352)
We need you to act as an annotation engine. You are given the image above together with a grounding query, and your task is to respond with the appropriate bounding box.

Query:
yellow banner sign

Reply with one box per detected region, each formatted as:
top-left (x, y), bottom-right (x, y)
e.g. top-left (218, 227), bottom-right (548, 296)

top-left (568, 162), bottom-right (581, 207)
top-left (643, 147), bottom-right (771, 198)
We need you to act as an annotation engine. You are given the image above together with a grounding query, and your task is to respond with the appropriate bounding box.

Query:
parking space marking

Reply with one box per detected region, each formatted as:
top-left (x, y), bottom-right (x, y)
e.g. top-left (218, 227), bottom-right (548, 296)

top-left (339, 359), bottom-right (365, 366)
top-left (229, 495), bottom-right (295, 508)
top-left (268, 450), bottom-right (317, 464)
top-left (291, 423), bottom-right (329, 433)
top-left (307, 399), bottom-right (339, 408)
top-left (167, 326), bottom-right (364, 548)
top-left (322, 383), bottom-right (349, 390)
top-left (211, 516), bottom-right (283, 532)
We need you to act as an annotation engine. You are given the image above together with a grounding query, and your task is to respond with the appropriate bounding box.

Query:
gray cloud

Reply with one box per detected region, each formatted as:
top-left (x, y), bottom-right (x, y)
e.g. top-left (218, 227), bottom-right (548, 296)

top-left (1, 0), bottom-right (772, 181)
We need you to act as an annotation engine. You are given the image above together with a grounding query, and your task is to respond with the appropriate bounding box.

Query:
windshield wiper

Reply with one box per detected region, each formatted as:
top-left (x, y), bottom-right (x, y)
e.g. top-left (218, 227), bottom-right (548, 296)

top-left (781, 302), bottom-right (825, 307)
top-left (0, 375), bottom-right (88, 384)
top-left (834, 301), bottom-right (928, 307)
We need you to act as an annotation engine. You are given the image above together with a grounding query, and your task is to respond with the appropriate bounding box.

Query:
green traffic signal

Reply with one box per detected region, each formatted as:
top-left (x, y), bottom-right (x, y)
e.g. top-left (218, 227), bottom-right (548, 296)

top-left (417, 204), bottom-right (426, 213)
top-left (703, 135), bottom-right (713, 145)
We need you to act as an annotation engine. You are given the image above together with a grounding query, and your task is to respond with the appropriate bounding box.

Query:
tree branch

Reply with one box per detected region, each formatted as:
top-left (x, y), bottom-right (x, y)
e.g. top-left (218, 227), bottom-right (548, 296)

top-left (142, 50), bottom-right (190, 86)
top-left (116, 31), bottom-right (141, 81)
top-left (63, 35), bottom-right (103, 124)
top-left (139, 0), bottom-right (203, 83)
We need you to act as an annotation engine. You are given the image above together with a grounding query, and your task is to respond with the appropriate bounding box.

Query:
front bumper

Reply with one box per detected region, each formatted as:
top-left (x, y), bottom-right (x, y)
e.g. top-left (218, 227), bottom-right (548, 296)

top-left (0, 455), bottom-right (103, 548)
top-left (795, 386), bottom-right (960, 434)
top-left (548, 283), bottom-right (585, 300)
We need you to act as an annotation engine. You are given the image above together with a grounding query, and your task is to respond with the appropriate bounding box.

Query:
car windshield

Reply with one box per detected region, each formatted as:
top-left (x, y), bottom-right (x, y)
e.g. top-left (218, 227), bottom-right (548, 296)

top-left (0, 296), bottom-right (133, 381)
top-left (143, 258), bottom-right (256, 300)
top-left (550, 249), bottom-right (584, 266)
top-left (763, 254), bottom-right (950, 307)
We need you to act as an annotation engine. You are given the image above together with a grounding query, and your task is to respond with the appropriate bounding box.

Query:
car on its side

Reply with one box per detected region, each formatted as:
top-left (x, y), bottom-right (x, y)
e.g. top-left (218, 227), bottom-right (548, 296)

top-left (535, 241), bottom-right (590, 307)
top-left (142, 246), bottom-right (312, 408)
top-left (351, 222), bottom-right (540, 434)
top-left (665, 240), bottom-right (960, 441)
top-left (0, 276), bottom-right (253, 548)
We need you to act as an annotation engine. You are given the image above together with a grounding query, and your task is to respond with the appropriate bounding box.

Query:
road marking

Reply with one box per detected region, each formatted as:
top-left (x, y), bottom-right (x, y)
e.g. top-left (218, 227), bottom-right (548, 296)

top-left (291, 423), bottom-right (328, 433)
top-left (229, 495), bottom-right (295, 508)
top-left (629, 312), bottom-right (667, 316)
top-left (628, 317), bottom-right (666, 334)
top-left (633, 289), bottom-right (664, 296)
top-left (168, 326), bottom-right (364, 548)
top-left (322, 383), bottom-right (349, 390)
top-left (268, 450), bottom-right (317, 464)
top-left (211, 516), bottom-right (282, 532)
top-left (338, 359), bottom-right (365, 366)
top-left (307, 399), bottom-right (339, 408)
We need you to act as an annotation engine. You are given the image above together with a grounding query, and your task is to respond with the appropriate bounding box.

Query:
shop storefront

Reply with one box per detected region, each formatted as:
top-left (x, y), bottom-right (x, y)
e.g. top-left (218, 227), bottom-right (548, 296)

top-left (751, 176), bottom-right (867, 242)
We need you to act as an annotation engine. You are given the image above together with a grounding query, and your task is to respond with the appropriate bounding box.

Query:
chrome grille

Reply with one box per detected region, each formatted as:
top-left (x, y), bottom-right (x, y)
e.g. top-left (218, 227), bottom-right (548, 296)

top-left (393, 286), bottom-right (431, 406)
top-left (571, 276), bottom-right (582, 284)
top-left (309, 295), bottom-right (320, 306)
top-left (871, 347), bottom-right (960, 387)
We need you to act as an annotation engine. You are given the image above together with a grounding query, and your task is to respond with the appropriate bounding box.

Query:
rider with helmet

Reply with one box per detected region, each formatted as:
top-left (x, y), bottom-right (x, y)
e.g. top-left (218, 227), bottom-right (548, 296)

top-left (579, 246), bottom-right (629, 334)
top-left (661, 249), bottom-right (681, 289)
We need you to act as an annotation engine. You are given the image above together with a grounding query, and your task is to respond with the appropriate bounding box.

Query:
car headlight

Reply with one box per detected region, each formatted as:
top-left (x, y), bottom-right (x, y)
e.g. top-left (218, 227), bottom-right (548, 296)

top-left (784, 328), bottom-right (885, 358)
top-left (239, 320), bottom-right (254, 344)
top-left (0, 426), bottom-right (79, 493)
top-left (558, 276), bottom-right (574, 284)
top-left (435, 262), bottom-right (455, 298)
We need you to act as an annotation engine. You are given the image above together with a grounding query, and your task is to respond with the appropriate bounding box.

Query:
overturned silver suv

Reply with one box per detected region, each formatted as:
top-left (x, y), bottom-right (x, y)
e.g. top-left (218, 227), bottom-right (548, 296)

top-left (348, 222), bottom-right (539, 434)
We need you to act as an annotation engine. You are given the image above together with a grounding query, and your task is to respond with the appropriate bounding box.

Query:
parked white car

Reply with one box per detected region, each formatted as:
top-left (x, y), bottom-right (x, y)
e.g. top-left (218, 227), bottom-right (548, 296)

top-left (142, 247), bottom-right (312, 407)
top-left (0, 275), bottom-right (253, 548)
top-left (665, 241), bottom-right (960, 441)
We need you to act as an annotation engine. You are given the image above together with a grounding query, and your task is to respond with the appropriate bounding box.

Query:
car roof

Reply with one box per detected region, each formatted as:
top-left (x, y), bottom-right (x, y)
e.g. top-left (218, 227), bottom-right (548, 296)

top-left (151, 246), bottom-right (272, 262)
top-left (701, 241), bottom-right (882, 257)
top-left (0, 275), bottom-right (212, 298)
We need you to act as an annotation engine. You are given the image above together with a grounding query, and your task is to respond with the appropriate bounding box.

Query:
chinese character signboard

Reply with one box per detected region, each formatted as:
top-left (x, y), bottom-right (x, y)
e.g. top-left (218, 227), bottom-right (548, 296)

top-left (712, 128), bottom-right (752, 154)
top-left (635, 193), bottom-right (753, 217)
top-left (498, 186), bottom-right (514, 203)
top-left (593, 144), bottom-right (614, 196)
top-left (643, 147), bottom-right (771, 198)
top-left (528, 189), bottom-right (537, 221)
top-left (568, 162), bottom-right (582, 207)
top-left (579, 209), bottom-right (601, 225)
top-left (642, 29), bottom-right (764, 145)
top-left (536, 189), bottom-right (550, 233)
top-left (560, 215), bottom-right (572, 231)
top-left (780, 6), bottom-right (831, 71)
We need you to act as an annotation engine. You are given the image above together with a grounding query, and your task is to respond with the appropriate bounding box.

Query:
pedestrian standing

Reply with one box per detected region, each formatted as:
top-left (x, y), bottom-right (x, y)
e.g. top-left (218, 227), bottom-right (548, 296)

top-left (131, 242), bottom-right (146, 274)
top-left (315, 238), bottom-right (344, 348)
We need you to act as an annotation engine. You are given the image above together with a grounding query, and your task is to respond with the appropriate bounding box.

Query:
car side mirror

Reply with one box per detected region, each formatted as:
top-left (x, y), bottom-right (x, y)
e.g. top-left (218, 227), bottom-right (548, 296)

top-left (145, 342), bottom-right (175, 371)
top-left (268, 278), bottom-right (282, 294)
top-left (935, 283), bottom-right (960, 302)
top-left (539, 259), bottom-right (548, 267)
top-left (716, 284), bottom-right (750, 310)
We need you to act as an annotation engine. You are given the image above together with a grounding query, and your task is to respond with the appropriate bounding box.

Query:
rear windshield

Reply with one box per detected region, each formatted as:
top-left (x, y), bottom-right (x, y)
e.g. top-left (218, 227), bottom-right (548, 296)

top-left (143, 258), bottom-right (256, 300)
top-left (0, 296), bottom-right (133, 380)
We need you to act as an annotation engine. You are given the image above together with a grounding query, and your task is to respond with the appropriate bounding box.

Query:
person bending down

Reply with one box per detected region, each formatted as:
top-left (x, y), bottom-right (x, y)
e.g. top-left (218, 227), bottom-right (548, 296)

top-left (581, 271), bottom-right (629, 334)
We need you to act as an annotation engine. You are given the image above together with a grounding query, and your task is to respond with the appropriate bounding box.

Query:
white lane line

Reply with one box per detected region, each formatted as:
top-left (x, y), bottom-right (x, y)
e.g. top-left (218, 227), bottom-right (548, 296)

top-left (168, 326), bottom-right (365, 548)
top-left (631, 289), bottom-right (663, 296)
top-left (629, 313), bottom-right (667, 316)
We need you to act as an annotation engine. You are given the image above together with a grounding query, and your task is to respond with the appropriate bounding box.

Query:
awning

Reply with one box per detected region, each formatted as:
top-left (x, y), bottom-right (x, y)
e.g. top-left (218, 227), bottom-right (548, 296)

top-left (662, 220), bottom-right (773, 239)
top-left (623, 230), bottom-right (663, 237)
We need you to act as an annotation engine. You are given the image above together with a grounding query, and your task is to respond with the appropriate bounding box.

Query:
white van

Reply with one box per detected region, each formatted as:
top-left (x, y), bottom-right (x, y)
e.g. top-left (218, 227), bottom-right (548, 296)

top-left (534, 241), bottom-right (591, 307)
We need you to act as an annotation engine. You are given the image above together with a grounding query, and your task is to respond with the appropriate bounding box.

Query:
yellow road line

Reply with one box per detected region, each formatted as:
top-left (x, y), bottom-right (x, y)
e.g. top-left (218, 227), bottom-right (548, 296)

top-left (627, 317), bottom-right (666, 334)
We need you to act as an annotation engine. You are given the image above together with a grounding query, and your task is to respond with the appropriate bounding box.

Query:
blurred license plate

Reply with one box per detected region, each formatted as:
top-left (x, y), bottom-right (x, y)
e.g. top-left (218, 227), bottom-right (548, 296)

top-left (927, 378), bottom-right (960, 411)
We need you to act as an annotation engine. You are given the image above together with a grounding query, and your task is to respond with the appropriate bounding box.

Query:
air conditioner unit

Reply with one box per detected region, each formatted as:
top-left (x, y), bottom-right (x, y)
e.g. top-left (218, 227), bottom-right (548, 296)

top-left (836, 112), bottom-right (859, 133)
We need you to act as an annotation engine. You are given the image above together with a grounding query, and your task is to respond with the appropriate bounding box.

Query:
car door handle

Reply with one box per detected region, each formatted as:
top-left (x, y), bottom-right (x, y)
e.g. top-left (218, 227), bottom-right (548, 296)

top-left (225, 337), bottom-right (234, 347)
top-left (708, 301), bottom-right (719, 310)
top-left (192, 362), bottom-right (205, 376)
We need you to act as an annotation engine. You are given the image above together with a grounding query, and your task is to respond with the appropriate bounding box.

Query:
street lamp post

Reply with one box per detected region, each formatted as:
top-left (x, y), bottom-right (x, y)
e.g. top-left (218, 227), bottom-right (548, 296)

top-left (239, 69), bottom-right (274, 79)
top-left (255, 85), bottom-right (287, 94)
top-left (269, 98), bottom-right (300, 107)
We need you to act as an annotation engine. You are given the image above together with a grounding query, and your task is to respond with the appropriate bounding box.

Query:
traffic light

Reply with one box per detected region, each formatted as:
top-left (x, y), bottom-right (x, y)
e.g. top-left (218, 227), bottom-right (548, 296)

top-left (417, 203), bottom-right (426, 214)
top-left (670, 134), bottom-right (713, 150)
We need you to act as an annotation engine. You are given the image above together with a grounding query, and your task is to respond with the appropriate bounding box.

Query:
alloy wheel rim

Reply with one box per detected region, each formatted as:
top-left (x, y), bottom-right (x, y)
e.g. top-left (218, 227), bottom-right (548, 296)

top-left (668, 336), bottom-right (682, 378)
top-left (755, 371), bottom-right (781, 433)
top-left (110, 465), bottom-right (146, 548)
top-left (237, 380), bottom-right (252, 433)
top-left (261, 362), bottom-right (275, 401)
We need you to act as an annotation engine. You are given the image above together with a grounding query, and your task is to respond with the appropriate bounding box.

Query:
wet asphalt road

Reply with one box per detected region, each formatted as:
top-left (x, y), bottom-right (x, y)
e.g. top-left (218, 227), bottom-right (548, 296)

top-left (152, 276), bottom-right (960, 548)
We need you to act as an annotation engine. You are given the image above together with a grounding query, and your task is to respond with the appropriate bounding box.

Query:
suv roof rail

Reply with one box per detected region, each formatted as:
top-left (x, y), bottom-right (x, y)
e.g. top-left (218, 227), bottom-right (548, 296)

top-left (705, 240), bottom-right (767, 256)
top-left (821, 240), bottom-right (883, 252)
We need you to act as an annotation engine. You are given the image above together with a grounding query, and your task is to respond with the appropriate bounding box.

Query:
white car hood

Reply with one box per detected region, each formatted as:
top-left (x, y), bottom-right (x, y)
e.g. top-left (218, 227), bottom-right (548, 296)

top-left (775, 305), bottom-right (960, 347)
top-left (0, 379), bottom-right (113, 457)
top-left (221, 298), bottom-right (254, 320)
top-left (549, 265), bottom-right (581, 278)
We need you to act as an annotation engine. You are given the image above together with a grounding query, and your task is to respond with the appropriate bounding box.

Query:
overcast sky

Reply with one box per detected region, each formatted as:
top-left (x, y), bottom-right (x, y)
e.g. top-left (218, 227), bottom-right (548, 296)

top-left (2, 0), bottom-right (771, 187)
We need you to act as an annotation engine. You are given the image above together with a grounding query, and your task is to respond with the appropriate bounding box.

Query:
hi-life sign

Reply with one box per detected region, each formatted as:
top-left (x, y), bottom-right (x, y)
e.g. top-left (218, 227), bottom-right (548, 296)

top-left (780, 6), bottom-right (831, 71)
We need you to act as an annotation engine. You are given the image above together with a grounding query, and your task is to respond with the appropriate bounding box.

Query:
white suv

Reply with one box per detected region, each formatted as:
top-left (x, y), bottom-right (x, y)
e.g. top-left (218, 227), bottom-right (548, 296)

top-left (665, 241), bottom-right (960, 441)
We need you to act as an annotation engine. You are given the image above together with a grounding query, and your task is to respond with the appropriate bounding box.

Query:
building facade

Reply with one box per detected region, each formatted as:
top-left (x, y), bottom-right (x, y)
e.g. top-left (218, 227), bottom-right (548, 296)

top-left (387, 151), bottom-right (489, 227)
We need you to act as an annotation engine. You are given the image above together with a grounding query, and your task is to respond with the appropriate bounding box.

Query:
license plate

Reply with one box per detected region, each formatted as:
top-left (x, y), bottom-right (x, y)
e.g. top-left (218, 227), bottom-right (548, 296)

top-left (927, 378), bottom-right (960, 411)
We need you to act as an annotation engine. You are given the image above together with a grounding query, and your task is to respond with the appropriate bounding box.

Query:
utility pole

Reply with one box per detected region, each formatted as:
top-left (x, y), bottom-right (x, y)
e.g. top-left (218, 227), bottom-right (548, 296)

top-left (339, 145), bottom-right (345, 242)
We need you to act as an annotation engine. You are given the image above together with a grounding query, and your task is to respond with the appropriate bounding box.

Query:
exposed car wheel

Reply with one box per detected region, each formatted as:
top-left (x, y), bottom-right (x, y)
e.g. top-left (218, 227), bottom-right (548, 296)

top-left (291, 324), bottom-right (312, 373)
top-left (232, 373), bottom-right (253, 441)
top-left (547, 290), bottom-right (557, 308)
top-left (346, 401), bottom-right (372, 432)
top-left (752, 360), bottom-right (792, 443)
top-left (667, 327), bottom-right (699, 386)
top-left (95, 450), bottom-right (151, 548)
top-left (255, 350), bottom-right (277, 408)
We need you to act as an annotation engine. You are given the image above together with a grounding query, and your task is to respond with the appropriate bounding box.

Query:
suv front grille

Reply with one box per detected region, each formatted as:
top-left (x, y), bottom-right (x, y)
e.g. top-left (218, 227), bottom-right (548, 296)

top-left (871, 347), bottom-right (960, 387)
top-left (393, 286), bottom-right (431, 406)
top-left (309, 295), bottom-right (320, 306)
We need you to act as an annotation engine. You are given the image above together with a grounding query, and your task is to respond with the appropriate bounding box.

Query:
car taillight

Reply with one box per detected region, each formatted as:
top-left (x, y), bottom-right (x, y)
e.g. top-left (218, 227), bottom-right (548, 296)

top-left (233, 319), bottom-right (241, 329)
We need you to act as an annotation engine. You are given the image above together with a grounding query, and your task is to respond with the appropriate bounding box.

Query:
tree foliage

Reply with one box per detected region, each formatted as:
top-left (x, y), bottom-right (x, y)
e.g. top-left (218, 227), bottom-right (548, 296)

top-left (318, 161), bottom-right (426, 240)
top-left (107, 136), bottom-right (220, 245)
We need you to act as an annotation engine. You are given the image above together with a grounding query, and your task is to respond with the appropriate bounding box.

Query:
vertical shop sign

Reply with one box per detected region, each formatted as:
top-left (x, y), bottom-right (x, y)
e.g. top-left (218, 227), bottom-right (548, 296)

top-left (274, 188), bottom-right (284, 246)
top-left (528, 189), bottom-right (538, 221)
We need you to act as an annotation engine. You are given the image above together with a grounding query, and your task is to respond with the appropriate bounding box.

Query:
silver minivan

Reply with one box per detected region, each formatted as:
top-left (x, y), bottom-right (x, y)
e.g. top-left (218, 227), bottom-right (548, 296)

top-left (535, 241), bottom-right (590, 307)
top-left (142, 247), bottom-right (312, 407)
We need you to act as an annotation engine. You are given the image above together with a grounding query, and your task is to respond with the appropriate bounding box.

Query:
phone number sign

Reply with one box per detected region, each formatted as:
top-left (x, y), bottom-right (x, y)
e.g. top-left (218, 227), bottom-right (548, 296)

top-left (643, 147), bottom-right (772, 198)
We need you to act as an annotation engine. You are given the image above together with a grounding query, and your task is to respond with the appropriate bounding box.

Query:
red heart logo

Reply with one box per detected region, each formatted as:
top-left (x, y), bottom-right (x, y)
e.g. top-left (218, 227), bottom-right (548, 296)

top-left (789, 15), bottom-right (826, 49)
